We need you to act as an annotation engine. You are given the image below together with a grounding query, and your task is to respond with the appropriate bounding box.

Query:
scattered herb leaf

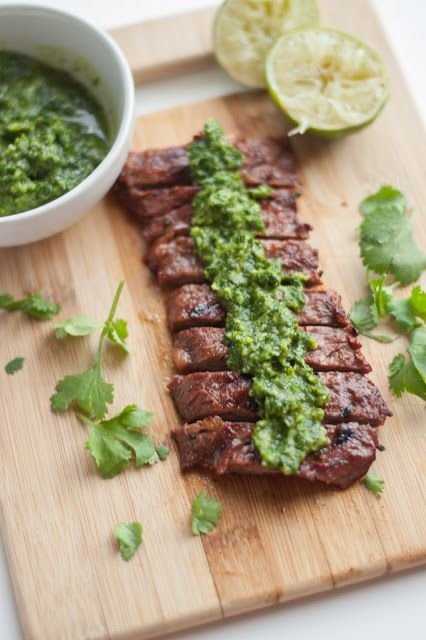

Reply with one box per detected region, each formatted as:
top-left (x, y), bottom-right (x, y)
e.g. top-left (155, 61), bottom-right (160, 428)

top-left (5, 357), bottom-right (24, 375)
top-left (359, 185), bottom-right (406, 217)
top-left (55, 315), bottom-right (102, 339)
top-left (363, 472), bottom-right (384, 496)
top-left (0, 292), bottom-right (60, 320)
top-left (50, 282), bottom-right (125, 419)
top-left (350, 295), bottom-right (395, 342)
top-left (84, 404), bottom-right (167, 477)
top-left (114, 522), bottom-right (143, 561)
top-left (408, 327), bottom-right (426, 384)
top-left (155, 445), bottom-right (170, 461)
top-left (105, 318), bottom-right (130, 353)
top-left (409, 285), bottom-right (426, 322)
top-left (191, 491), bottom-right (223, 535)
top-left (359, 187), bottom-right (426, 285)
top-left (388, 353), bottom-right (426, 401)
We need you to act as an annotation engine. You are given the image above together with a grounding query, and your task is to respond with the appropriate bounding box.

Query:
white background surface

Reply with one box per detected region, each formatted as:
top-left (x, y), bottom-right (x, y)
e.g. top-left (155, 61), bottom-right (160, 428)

top-left (1, 1), bottom-right (425, 639)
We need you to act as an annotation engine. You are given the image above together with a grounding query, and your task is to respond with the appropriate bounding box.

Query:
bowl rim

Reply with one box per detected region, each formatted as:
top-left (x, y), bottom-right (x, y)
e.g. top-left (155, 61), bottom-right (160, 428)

top-left (0, 2), bottom-right (135, 224)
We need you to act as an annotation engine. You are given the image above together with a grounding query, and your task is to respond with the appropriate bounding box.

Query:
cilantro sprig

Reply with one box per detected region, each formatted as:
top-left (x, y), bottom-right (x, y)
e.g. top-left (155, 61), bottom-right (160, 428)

top-left (191, 491), bottom-right (223, 535)
top-left (0, 292), bottom-right (60, 320)
top-left (114, 521), bottom-right (143, 561)
top-left (50, 282), bottom-right (126, 420)
top-left (83, 405), bottom-right (168, 477)
top-left (350, 187), bottom-right (426, 402)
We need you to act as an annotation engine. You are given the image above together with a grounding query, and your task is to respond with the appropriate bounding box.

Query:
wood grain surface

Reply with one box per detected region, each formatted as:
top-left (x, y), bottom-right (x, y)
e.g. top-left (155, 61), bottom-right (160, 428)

top-left (1, 1), bottom-right (425, 639)
top-left (109, 6), bottom-right (216, 83)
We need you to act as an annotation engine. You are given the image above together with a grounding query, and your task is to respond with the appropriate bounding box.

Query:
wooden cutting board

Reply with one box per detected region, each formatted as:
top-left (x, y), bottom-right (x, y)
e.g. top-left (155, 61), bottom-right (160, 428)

top-left (1, 1), bottom-right (425, 639)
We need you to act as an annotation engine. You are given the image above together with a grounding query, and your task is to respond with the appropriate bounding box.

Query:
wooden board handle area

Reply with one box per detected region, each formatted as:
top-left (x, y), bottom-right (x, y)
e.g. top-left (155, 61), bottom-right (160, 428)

top-left (109, 7), bottom-right (216, 84)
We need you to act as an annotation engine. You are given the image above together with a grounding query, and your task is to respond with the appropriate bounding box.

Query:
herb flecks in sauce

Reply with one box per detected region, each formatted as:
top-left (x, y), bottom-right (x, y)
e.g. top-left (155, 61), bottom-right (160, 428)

top-left (188, 120), bottom-right (329, 474)
top-left (0, 51), bottom-right (109, 217)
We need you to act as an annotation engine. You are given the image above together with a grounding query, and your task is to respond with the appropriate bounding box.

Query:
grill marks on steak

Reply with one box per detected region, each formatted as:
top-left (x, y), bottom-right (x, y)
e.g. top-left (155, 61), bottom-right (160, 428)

top-left (141, 189), bottom-right (310, 244)
top-left (114, 130), bottom-right (391, 488)
top-left (169, 371), bottom-right (257, 422)
top-left (172, 417), bottom-right (379, 489)
top-left (172, 326), bottom-right (372, 374)
top-left (169, 370), bottom-right (390, 427)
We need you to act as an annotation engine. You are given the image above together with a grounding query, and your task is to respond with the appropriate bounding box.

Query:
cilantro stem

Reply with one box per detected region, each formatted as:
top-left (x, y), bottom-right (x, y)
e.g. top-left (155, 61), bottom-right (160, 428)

top-left (97, 281), bottom-right (125, 361)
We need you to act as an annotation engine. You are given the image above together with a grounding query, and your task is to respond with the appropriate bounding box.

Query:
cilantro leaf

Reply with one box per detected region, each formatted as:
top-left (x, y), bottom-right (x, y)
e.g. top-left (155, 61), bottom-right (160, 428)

top-left (51, 282), bottom-right (126, 419)
top-left (55, 315), bottom-right (102, 339)
top-left (191, 491), bottom-right (222, 535)
top-left (359, 186), bottom-right (406, 217)
top-left (155, 445), bottom-right (170, 460)
top-left (114, 522), bottom-right (143, 561)
top-left (387, 297), bottom-right (419, 332)
top-left (51, 362), bottom-right (114, 419)
top-left (349, 295), bottom-right (395, 342)
top-left (84, 404), bottom-right (167, 477)
top-left (388, 353), bottom-right (426, 401)
top-left (359, 190), bottom-right (426, 284)
top-left (5, 357), bottom-right (24, 375)
top-left (0, 292), bottom-right (60, 320)
top-left (408, 327), bottom-right (426, 384)
top-left (363, 472), bottom-right (384, 496)
top-left (409, 285), bottom-right (426, 322)
top-left (105, 318), bottom-right (130, 353)
top-left (350, 295), bottom-right (378, 332)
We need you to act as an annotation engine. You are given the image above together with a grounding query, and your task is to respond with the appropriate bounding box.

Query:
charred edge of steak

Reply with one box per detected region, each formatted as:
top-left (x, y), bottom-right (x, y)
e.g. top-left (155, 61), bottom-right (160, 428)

top-left (172, 417), bottom-right (379, 489)
top-left (168, 371), bottom-right (392, 426)
top-left (172, 325), bottom-right (372, 374)
top-left (166, 285), bottom-right (350, 333)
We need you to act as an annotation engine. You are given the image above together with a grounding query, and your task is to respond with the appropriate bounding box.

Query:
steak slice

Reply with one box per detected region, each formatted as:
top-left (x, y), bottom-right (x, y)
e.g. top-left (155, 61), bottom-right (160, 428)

top-left (172, 326), bottom-right (371, 374)
top-left (235, 137), bottom-right (299, 187)
top-left (168, 371), bottom-right (257, 422)
top-left (296, 289), bottom-right (348, 327)
top-left (116, 146), bottom-right (191, 189)
top-left (166, 285), bottom-right (349, 331)
top-left (319, 371), bottom-right (392, 426)
top-left (166, 284), bottom-right (226, 332)
top-left (146, 236), bottom-right (204, 286)
top-left (142, 204), bottom-right (193, 244)
top-left (172, 417), bottom-right (379, 489)
top-left (141, 189), bottom-right (310, 244)
top-left (148, 236), bottom-right (321, 288)
top-left (118, 185), bottom-right (199, 219)
top-left (261, 239), bottom-right (322, 286)
top-left (169, 371), bottom-right (391, 426)
top-left (304, 326), bottom-right (371, 373)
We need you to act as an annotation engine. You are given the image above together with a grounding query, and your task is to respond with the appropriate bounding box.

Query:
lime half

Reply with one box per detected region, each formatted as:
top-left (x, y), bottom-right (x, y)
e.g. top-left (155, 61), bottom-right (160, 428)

top-left (214, 0), bottom-right (319, 88)
top-left (266, 28), bottom-right (389, 136)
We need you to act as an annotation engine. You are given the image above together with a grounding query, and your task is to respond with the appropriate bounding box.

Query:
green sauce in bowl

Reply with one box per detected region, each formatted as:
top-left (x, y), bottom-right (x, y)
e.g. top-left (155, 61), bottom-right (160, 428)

top-left (0, 51), bottom-right (110, 217)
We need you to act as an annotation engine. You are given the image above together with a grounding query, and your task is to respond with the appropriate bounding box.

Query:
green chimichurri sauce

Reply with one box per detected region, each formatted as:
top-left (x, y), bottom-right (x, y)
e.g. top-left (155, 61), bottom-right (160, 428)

top-left (188, 120), bottom-right (330, 474)
top-left (0, 51), bottom-right (109, 217)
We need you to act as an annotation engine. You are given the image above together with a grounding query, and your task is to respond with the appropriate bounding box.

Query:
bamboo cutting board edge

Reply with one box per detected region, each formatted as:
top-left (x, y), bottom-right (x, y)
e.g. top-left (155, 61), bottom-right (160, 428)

top-left (1, 1), bottom-right (426, 639)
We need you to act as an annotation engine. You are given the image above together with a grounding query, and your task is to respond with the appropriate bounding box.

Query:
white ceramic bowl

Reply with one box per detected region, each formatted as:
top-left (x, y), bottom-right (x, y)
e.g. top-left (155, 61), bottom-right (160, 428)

top-left (0, 3), bottom-right (135, 247)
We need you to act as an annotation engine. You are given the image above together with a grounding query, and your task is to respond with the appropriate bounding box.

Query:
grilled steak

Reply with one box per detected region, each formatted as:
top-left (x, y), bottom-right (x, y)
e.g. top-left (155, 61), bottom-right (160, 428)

top-left (148, 236), bottom-right (322, 288)
top-left (168, 371), bottom-right (257, 422)
top-left (166, 284), bottom-right (227, 332)
top-left (296, 289), bottom-right (349, 327)
top-left (172, 325), bottom-right (371, 374)
top-left (169, 370), bottom-right (391, 426)
top-left (166, 285), bottom-right (349, 332)
top-left (141, 189), bottom-right (310, 244)
top-left (235, 136), bottom-right (299, 187)
top-left (172, 417), bottom-right (379, 489)
top-left (146, 236), bottom-right (204, 286)
top-left (118, 185), bottom-right (199, 219)
top-left (117, 146), bottom-right (191, 189)
top-left (261, 239), bottom-right (322, 286)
